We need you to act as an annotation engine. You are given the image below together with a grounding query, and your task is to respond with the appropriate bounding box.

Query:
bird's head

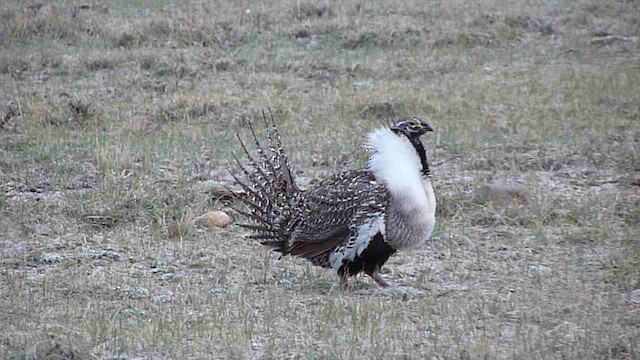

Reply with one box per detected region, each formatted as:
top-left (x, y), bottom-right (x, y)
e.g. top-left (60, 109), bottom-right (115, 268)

top-left (367, 115), bottom-right (435, 180)
top-left (390, 116), bottom-right (434, 138)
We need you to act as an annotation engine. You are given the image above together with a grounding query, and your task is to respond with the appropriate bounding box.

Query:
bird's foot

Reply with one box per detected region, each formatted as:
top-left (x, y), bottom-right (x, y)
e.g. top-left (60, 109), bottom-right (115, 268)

top-left (369, 270), bottom-right (392, 288)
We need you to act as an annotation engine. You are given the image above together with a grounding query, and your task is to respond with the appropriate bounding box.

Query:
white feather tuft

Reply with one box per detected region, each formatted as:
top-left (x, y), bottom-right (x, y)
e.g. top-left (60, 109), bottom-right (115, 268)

top-left (366, 128), bottom-right (428, 207)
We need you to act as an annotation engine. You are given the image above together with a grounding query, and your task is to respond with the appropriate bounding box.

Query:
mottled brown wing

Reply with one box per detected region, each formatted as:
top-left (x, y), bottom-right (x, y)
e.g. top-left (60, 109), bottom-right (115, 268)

top-left (285, 170), bottom-right (387, 259)
top-left (287, 228), bottom-right (350, 260)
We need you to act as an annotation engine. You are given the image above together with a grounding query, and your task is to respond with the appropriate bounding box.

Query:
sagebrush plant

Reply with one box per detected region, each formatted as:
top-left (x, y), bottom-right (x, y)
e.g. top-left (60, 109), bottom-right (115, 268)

top-left (1, 0), bottom-right (638, 358)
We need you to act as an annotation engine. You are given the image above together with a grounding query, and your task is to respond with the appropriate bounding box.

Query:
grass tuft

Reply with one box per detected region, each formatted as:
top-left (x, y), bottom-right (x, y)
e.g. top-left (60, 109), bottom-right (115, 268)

top-left (1, 0), bottom-right (639, 358)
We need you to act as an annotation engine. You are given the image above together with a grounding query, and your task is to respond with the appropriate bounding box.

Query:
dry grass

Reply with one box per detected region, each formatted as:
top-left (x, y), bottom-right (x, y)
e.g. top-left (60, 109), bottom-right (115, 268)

top-left (1, 0), bottom-right (639, 358)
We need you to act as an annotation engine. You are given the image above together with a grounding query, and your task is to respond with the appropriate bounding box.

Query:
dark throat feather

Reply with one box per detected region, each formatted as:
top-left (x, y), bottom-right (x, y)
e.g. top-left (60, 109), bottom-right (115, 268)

top-left (409, 136), bottom-right (431, 177)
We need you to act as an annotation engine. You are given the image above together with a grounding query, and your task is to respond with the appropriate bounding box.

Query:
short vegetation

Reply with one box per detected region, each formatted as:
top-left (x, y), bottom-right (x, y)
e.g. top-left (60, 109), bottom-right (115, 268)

top-left (0, 0), bottom-right (638, 358)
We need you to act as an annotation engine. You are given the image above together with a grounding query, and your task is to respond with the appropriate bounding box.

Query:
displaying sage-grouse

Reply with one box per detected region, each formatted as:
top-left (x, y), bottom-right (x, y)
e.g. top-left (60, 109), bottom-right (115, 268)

top-left (231, 112), bottom-right (436, 288)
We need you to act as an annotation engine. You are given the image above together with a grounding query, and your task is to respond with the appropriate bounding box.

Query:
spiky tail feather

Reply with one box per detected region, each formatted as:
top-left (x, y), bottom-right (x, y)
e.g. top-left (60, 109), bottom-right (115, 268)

top-left (230, 110), bottom-right (299, 253)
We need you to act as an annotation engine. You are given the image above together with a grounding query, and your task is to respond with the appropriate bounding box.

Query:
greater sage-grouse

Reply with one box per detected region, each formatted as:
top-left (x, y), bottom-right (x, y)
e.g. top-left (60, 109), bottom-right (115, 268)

top-left (231, 112), bottom-right (436, 288)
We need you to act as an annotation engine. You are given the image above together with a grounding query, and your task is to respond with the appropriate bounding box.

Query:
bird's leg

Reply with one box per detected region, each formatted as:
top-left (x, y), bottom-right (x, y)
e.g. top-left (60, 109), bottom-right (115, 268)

top-left (340, 273), bottom-right (349, 290)
top-left (368, 268), bottom-right (392, 288)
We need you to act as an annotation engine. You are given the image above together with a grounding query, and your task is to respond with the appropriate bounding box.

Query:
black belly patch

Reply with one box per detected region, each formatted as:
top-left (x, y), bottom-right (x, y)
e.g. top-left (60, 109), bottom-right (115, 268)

top-left (339, 232), bottom-right (397, 277)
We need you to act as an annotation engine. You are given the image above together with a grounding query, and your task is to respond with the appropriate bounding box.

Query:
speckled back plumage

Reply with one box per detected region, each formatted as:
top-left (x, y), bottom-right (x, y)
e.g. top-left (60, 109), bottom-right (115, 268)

top-left (289, 170), bottom-right (387, 267)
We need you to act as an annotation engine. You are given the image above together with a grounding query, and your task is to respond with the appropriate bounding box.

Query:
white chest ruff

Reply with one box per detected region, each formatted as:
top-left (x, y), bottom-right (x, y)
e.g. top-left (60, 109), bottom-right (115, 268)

top-left (419, 178), bottom-right (437, 243)
top-left (366, 128), bottom-right (436, 250)
top-left (386, 177), bottom-right (436, 249)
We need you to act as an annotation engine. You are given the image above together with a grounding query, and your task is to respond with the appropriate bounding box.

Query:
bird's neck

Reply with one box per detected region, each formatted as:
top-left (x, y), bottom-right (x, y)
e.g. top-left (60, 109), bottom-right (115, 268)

top-left (408, 136), bottom-right (431, 178)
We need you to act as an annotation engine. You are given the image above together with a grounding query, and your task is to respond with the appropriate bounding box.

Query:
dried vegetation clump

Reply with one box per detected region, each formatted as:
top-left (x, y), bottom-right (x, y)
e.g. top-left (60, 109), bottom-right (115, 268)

top-left (1, 0), bottom-right (639, 358)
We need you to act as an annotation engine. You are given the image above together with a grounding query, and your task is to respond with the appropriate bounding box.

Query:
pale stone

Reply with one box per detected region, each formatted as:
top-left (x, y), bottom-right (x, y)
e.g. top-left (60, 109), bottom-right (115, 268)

top-left (201, 211), bottom-right (231, 229)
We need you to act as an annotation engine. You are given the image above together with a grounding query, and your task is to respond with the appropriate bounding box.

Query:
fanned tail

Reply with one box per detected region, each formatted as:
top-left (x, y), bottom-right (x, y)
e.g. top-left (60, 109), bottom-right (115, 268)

top-left (262, 110), bottom-right (298, 193)
top-left (230, 110), bottom-right (300, 252)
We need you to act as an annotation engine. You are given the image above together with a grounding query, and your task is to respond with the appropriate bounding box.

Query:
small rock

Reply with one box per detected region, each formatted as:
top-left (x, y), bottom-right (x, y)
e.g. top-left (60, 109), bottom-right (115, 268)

top-left (527, 264), bottom-right (552, 274)
top-left (39, 252), bottom-right (64, 263)
top-left (33, 71), bottom-right (49, 82)
top-left (117, 285), bottom-right (149, 300)
top-left (628, 289), bottom-right (640, 305)
top-left (152, 295), bottom-right (172, 304)
top-left (210, 287), bottom-right (227, 296)
top-left (152, 290), bottom-right (174, 304)
top-left (201, 210), bottom-right (231, 229)
top-left (352, 80), bottom-right (373, 91)
top-left (159, 272), bottom-right (183, 282)
top-left (75, 248), bottom-right (120, 260)
top-left (278, 279), bottom-right (294, 288)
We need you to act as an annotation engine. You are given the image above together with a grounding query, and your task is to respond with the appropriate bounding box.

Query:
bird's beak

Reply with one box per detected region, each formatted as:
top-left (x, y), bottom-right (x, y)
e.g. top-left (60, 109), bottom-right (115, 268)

top-left (419, 118), bottom-right (434, 133)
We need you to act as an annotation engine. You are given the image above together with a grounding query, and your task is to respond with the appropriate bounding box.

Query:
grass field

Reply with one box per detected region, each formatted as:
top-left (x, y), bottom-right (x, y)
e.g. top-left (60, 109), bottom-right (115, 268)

top-left (1, 0), bottom-right (639, 358)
